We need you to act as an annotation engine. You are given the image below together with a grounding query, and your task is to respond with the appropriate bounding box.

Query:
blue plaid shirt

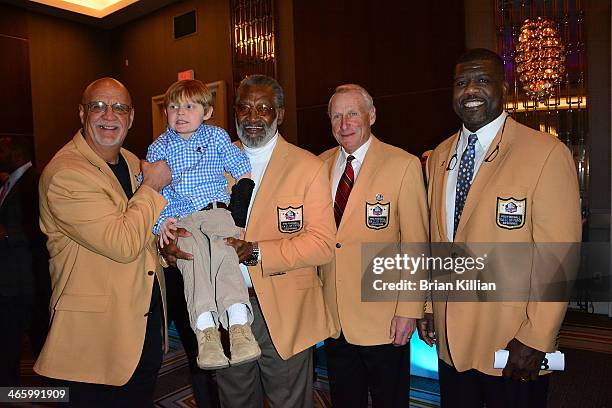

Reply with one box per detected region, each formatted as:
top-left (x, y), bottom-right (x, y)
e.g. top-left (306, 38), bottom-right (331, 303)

top-left (147, 124), bottom-right (251, 234)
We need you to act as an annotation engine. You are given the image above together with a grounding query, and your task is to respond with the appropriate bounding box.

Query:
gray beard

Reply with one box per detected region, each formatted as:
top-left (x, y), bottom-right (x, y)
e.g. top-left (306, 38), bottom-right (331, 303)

top-left (236, 118), bottom-right (277, 148)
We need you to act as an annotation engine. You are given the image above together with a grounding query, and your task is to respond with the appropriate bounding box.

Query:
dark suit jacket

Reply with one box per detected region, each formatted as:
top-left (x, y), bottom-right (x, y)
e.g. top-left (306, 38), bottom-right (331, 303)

top-left (0, 166), bottom-right (48, 297)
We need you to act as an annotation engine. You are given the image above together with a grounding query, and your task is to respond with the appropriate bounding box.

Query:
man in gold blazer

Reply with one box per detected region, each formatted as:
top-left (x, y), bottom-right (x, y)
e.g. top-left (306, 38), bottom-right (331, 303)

top-left (420, 49), bottom-right (581, 407)
top-left (319, 84), bottom-right (429, 407)
top-left (35, 78), bottom-right (171, 405)
top-left (164, 75), bottom-right (336, 408)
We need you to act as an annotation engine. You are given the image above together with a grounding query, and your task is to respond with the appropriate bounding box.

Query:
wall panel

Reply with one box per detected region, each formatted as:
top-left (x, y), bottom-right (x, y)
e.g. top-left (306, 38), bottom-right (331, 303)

top-left (113, 0), bottom-right (234, 158)
top-left (293, 0), bottom-right (465, 156)
top-left (0, 4), bottom-right (33, 154)
top-left (27, 13), bottom-right (112, 167)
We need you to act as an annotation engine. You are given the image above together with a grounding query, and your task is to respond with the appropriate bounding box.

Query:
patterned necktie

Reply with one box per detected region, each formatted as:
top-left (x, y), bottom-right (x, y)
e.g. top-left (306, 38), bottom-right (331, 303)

top-left (334, 155), bottom-right (355, 227)
top-left (453, 134), bottom-right (478, 238)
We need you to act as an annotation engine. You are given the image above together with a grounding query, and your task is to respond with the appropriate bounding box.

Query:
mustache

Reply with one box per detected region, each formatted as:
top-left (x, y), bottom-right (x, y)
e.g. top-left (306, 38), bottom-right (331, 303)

top-left (238, 119), bottom-right (267, 129)
top-left (236, 117), bottom-right (277, 148)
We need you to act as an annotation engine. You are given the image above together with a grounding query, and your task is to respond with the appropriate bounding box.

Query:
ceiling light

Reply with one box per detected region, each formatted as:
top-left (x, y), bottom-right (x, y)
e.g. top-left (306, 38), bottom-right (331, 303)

top-left (29, 0), bottom-right (139, 18)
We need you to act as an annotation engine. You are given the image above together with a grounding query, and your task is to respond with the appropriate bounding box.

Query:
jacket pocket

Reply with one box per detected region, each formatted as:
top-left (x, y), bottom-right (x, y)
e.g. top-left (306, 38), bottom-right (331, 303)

top-left (55, 294), bottom-right (110, 313)
top-left (293, 270), bottom-right (322, 289)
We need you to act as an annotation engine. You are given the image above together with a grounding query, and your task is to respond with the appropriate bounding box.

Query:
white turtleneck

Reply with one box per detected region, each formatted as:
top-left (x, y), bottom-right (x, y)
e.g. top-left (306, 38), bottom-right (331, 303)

top-left (240, 132), bottom-right (279, 287)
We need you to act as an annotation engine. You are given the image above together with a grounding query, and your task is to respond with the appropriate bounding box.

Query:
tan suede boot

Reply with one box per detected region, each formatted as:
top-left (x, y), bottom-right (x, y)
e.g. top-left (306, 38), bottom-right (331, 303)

top-left (196, 327), bottom-right (229, 370)
top-left (229, 324), bottom-right (261, 366)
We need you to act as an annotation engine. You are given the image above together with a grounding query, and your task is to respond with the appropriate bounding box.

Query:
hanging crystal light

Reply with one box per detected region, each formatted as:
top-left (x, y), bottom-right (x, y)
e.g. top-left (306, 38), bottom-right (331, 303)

top-left (515, 17), bottom-right (566, 101)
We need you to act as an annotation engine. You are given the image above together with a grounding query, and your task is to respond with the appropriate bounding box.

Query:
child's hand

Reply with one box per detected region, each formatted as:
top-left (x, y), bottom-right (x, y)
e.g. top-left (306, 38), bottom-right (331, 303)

top-left (160, 217), bottom-right (178, 248)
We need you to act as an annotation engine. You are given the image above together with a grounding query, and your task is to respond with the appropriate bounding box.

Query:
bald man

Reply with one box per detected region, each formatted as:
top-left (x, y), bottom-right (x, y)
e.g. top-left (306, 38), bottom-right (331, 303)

top-left (35, 78), bottom-right (172, 406)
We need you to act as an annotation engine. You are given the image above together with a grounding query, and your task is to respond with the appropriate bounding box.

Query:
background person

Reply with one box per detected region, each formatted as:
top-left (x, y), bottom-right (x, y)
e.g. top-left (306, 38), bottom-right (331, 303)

top-left (0, 136), bottom-right (49, 386)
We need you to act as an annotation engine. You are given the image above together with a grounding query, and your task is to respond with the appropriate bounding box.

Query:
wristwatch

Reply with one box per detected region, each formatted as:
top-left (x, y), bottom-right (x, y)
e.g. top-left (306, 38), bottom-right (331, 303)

top-left (157, 240), bottom-right (170, 268)
top-left (243, 242), bottom-right (259, 266)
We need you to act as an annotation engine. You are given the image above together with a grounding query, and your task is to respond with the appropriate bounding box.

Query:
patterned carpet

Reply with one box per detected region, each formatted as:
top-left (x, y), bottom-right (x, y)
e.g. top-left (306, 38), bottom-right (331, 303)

top-left (153, 325), bottom-right (440, 407)
top-left (17, 319), bottom-right (612, 407)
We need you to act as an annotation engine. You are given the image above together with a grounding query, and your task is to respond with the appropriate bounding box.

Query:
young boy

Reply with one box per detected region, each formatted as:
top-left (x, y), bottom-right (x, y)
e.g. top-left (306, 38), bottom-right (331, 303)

top-left (147, 79), bottom-right (259, 370)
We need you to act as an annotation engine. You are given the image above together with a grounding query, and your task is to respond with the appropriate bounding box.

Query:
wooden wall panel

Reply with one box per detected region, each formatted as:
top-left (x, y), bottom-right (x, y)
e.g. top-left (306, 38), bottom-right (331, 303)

top-left (293, 0), bottom-right (465, 156)
top-left (0, 3), bottom-right (28, 39)
top-left (28, 13), bottom-right (112, 168)
top-left (0, 4), bottom-right (33, 163)
top-left (0, 3), bottom-right (113, 169)
top-left (0, 35), bottom-right (33, 137)
top-left (585, 0), bottom-right (611, 238)
top-left (113, 0), bottom-right (234, 158)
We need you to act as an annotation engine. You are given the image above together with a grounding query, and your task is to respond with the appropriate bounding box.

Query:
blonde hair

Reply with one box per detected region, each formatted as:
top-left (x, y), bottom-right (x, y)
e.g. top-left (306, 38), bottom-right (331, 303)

top-left (164, 80), bottom-right (213, 109)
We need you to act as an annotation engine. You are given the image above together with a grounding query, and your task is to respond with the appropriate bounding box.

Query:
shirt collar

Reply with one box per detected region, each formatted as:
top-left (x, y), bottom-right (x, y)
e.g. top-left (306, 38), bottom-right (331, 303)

top-left (340, 136), bottom-right (372, 164)
top-left (460, 111), bottom-right (507, 152)
top-left (243, 131), bottom-right (279, 158)
top-left (6, 161), bottom-right (32, 187)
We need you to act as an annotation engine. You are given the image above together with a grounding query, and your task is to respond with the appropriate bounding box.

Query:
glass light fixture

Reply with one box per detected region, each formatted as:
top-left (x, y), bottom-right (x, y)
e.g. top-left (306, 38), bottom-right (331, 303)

top-left (515, 17), bottom-right (566, 100)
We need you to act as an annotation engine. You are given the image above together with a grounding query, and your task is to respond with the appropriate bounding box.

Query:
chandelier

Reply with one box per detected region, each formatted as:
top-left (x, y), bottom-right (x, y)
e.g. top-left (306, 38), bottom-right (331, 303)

top-left (515, 17), bottom-right (565, 100)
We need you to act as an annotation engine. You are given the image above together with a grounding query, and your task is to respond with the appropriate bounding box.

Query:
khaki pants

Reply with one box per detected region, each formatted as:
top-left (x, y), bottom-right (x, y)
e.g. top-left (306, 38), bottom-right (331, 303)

top-left (176, 208), bottom-right (253, 331)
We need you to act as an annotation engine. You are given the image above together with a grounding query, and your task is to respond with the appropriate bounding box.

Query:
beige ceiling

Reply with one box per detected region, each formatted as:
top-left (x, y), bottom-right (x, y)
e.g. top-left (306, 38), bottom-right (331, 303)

top-left (29, 0), bottom-right (139, 18)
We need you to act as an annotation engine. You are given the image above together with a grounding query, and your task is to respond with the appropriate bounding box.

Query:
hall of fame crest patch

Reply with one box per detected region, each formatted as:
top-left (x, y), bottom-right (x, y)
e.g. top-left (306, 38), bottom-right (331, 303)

top-left (496, 197), bottom-right (526, 229)
top-left (277, 206), bottom-right (303, 233)
top-left (365, 202), bottom-right (390, 230)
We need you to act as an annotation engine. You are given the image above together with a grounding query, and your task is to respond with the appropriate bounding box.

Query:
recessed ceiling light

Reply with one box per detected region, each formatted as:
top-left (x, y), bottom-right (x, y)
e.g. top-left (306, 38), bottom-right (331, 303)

top-left (29, 0), bottom-right (140, 18)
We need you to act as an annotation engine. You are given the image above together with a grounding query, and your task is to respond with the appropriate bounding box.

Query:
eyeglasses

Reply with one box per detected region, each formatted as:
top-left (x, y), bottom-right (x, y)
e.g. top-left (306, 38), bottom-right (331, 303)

top-left (236, 103), bottom-right (275, 117)
top-left (82, 101), bottom-right (133, 115)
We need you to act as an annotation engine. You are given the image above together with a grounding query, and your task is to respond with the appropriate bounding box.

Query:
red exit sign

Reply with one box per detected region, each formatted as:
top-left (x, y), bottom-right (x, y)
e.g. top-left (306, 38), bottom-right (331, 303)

top-left (178, 70), bottom-right (194, 80)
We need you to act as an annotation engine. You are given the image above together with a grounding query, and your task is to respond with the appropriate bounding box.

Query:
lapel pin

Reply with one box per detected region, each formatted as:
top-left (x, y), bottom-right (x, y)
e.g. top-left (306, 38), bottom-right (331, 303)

top-left (375, 193), bottom-right (384, 202)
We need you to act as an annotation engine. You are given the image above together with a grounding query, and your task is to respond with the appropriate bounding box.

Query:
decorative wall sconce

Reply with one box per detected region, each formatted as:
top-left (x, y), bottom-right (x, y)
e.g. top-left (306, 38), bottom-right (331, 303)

top-left (230, 0), bottom-right (277, 91)
top-left (515, 17), bottom-right (565, 100)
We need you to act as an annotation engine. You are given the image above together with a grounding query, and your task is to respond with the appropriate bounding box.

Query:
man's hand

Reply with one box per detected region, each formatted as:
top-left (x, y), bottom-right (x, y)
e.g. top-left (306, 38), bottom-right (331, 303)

top-left (0, 224), bottom-right (7, 240)
top-left (225, 237), bottom-right (254, 263)
top-left (417, 313), bottom-right (436, 347)
top-left (502, 338), bottom-right (545, 382)
top-left (141, 160), bottom-right (171, 192)
top-left (390, 316), bottom-right (416, 346)
top-left (159, 227), bottom-right (193, 266)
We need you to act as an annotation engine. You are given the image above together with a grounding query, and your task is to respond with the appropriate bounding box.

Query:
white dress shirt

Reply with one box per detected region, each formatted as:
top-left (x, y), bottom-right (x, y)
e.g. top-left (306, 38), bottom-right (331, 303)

top-left (330, 136), bottom-right (373, 199)
top-left (445, 112), bottom-right (507, 241)
top-left (0, 161), bottom-right (32, 208)
top-left (240, 132), bottom-right (279, 287)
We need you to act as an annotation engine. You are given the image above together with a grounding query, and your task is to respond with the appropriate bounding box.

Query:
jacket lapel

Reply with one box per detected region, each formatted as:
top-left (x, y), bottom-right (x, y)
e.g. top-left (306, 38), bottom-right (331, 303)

top-left (454, 118), bottom-right (515, 239)
top-left (433, 135), bottom-right (457, 242)
top-left (244, 135), bottom-right (289, 238)
top-left (326, 148), bottom-right (341, 181)
top-left (122, 149), bottom-right (139, 194)
top-left (338, 136), bottom-right (383, 233)
top-left (73, 131), bottom-right (131, 202)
